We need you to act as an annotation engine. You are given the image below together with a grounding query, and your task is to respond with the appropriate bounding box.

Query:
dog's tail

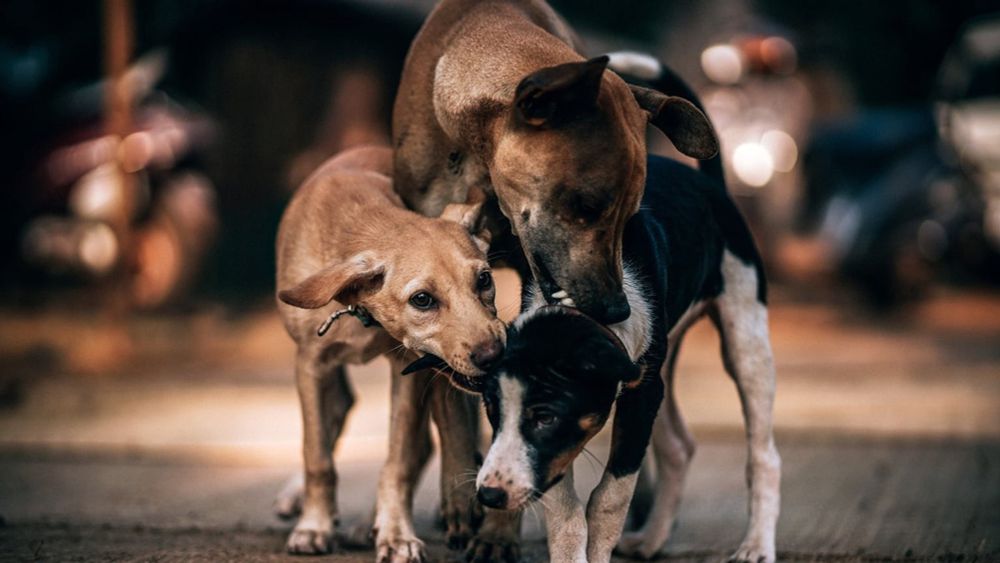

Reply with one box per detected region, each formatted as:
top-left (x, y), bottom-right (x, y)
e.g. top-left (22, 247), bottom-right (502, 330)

top-left (606, 51), bottom-right (725, 186)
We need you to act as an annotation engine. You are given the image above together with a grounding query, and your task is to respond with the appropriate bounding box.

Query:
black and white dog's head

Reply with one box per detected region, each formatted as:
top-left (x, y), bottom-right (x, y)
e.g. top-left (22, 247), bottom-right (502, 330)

top-left (460, 306), bottom-right (640, 510)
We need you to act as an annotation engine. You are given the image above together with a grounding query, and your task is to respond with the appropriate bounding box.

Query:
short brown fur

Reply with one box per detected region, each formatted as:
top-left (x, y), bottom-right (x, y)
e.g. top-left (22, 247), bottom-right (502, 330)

top-left (275, 146), bottom-right (505, 558)
top-left (392, 0), bottom-right (718, 324)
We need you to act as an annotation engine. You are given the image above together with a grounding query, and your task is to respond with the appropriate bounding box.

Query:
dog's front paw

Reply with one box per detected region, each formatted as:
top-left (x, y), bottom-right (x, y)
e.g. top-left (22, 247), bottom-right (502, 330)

top-left (286, 521), bottom-right (336, 555)
top-left (464, 536), bottom-right (520, 563)
top-left (442, 496), bottom-right (483, 550)
top-left (376, 535), bottom-right (425, 563)
top-left (341, 518), bottom-right (375, 549)
top-left (728, 540), bottom-right (775, 563)
top-left (615, 531), bottom-right (663, 560)
top-left (273, 474), bottom-right (304, 521)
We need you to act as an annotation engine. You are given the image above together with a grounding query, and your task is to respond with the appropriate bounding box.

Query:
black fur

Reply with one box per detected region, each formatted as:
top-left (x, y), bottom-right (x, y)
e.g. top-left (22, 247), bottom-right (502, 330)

top-left (603, 153), bottom-right (765, 476)
top-left (478, 62), bottom-right (768, 489)
top-left (477, 151), bottom-right (766, 484)
top-left (483, 309), bottom-right (636, 492)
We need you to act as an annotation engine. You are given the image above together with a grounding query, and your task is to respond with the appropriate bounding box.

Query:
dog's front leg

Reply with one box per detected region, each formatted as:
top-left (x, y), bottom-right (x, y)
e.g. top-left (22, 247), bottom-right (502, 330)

top-left (374, 356), bottom-right (434, 563)
top-left (586, 378), bottom-right (665, 562)
top-left (429, 378), bottom-right (522, 561)
top-left (288, 354), bottom-right (355, 554)
top-left (543, 466), bottom-right (588, 563)
top-left (617, 340), bottom-right (697, 559)
top-left (428, 377), bottom-right (480, 550)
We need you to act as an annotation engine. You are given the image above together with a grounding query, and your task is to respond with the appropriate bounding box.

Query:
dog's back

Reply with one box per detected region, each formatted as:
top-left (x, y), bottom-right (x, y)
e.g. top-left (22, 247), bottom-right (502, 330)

top-left (626, 155), bottom-right (766, 335)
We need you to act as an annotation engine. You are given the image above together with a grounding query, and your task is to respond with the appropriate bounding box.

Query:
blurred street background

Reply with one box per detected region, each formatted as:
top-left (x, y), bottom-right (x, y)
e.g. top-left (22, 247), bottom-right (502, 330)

top-left (1, 0), bottom-right (999, 561)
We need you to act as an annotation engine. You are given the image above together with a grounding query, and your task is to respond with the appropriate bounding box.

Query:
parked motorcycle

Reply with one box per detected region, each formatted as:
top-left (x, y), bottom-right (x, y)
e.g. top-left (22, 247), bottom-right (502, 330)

top-left (801, 14), bottom-right (1000, 306)
top-left (17, 52), bottom-right (218, 309)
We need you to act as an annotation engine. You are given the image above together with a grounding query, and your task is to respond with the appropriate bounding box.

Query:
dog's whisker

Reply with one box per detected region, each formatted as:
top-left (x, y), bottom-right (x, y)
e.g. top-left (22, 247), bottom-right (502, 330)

top-left (451, 478), bottom-right (480, 490)
top-left (582, 447), bottom-right (606, 472)
top-left (532, 491), bottom-right (554, 513)
top-left (527, 499), bottom-right (540, 525)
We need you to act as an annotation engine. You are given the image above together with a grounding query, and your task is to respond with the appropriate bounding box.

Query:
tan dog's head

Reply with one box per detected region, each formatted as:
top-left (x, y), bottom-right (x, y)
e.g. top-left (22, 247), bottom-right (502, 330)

top-left (279, 203), bottom-right (506, 377)
top-left (490, 55), bottom-right (718, 324)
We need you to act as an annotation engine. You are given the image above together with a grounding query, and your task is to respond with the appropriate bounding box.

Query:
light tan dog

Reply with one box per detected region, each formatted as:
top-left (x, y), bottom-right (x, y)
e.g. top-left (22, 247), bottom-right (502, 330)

top-left (275, 145), bottom-right (508, 560)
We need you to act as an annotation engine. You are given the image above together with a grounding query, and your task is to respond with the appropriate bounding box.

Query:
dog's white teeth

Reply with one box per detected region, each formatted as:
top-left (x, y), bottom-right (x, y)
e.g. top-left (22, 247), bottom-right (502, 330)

top-left (560, 297), bottom-right (576, 307)
top-left (551, 290), bottom-right (568, 299)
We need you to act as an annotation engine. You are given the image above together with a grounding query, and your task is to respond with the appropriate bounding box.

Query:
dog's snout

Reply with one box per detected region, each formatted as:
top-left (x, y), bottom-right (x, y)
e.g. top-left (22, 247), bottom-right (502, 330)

top-left (599, 292), bottom-right (631, 324)
top-left (476, 486), bottom-right (508, 509)
top-left (470, 338), bottom-right (503, 370)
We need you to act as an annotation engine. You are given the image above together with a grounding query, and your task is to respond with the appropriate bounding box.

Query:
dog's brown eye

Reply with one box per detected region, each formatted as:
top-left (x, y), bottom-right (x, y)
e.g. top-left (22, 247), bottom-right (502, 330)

top-left (477, 271), bottom-right (493, 291)
top-left (409, 292), bottom-right (436, 310)
top-left (533, 412), bottom-right (556, 428)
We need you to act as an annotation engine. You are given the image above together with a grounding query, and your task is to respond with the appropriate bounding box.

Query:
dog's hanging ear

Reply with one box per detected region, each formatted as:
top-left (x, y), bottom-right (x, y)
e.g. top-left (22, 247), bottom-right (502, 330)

top-left (537, 309), bottom-right (641, 385)
top-left (278, 253), bottom-right (385, 309)
top-left (629, 85), bottom-right (719, 160)
top-left (441, 201), bottom-right (491, 253)
top-left (514, 56), bottom-right (609, 128)
top-left (574, 330), bottom-right (641, 385)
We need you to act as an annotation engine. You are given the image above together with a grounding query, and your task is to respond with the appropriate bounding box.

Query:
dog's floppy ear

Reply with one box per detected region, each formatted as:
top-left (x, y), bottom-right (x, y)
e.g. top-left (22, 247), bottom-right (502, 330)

top-left (574, 331), bottom-right (641, 385)
top-left (441, 201), bottom-right (491, 253)
top-left (514, 56), bottom-right (609, 128)
top-left (543, 309), bottom-right (640, 384)
top-left (629, 85), bottom-right (719, 160)
top-left (278, 253), bottom-right (385, 309)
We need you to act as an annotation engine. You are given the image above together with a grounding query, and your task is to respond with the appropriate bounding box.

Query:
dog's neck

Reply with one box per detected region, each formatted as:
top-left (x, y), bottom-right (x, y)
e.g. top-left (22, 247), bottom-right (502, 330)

top-left (523, 264), bottom-right (652, 362)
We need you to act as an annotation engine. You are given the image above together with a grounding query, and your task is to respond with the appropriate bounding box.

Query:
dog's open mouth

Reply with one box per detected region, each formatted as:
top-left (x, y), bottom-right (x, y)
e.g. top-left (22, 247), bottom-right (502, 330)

top-left (402, 353), bottom-right (485, 392)
top-left (532, 253), bottom-right (577, 308)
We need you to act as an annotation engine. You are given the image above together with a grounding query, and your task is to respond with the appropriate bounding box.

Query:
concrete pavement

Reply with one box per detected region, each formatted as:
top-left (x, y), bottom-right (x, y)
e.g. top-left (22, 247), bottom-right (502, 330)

top-left (1, 288), bottom-right (999, 561)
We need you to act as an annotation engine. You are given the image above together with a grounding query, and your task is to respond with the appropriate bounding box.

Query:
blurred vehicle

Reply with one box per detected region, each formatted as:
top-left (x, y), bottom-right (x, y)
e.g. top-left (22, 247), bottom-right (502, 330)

top-left (18, 52), bottom-right (218, 309)
top-left (696, 32), bottom-right (811, 253)
top-left (800, 14), bottom-right (1000, 307)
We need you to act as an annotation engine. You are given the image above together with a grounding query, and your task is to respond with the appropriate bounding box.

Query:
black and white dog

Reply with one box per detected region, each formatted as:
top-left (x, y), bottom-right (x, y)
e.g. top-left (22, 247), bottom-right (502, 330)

top-left (453, 56), bottom-right (781, 563)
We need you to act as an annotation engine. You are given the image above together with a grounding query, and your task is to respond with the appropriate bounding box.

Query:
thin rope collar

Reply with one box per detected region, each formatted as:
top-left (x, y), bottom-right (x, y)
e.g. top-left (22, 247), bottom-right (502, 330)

top-left (316, 304), bottom-right (381, 336)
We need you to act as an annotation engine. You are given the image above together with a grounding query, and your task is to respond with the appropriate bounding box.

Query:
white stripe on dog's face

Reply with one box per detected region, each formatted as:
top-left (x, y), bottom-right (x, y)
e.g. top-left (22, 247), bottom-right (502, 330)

top-left (477, 375), bottom-right (535, 509)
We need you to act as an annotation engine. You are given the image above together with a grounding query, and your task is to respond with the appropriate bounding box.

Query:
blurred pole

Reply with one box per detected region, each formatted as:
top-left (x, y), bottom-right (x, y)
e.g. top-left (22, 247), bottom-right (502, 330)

top-left (104, 0), bottom-right (133, 144)
top-left (102, 0), bottom-right (134, 291)
top-left (99, 0), bottom-right (136, 367)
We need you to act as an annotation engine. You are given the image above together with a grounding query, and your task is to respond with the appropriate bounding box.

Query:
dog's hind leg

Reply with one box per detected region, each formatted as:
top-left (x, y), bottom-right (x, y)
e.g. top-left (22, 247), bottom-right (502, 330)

top-left (287, 352), bottom-right (355, 555)
top-left (374, 355), bottom-right (434, 563)
top-left (711, 251), bottom-right (781, 563)
top-left (616, 333), bottom-right (697, 559)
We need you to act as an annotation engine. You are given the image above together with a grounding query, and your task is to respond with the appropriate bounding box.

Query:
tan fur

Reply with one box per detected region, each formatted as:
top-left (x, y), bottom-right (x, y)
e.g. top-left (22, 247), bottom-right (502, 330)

top-left (275, 145), bottom-right (505, 558)
top-left (277, 146), bottom-right (503, 376)
top-left (393, 0), bottom-right (716, 323)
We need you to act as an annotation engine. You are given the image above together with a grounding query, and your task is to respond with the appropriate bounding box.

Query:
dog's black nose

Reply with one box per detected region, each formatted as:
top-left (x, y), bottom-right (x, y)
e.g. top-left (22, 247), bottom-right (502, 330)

top-left (600, 293), bottom-right (631, 324)
top-left (470, 338), bottom-right (502, 370)
top-left (477, 486), bottom-right (508, 509)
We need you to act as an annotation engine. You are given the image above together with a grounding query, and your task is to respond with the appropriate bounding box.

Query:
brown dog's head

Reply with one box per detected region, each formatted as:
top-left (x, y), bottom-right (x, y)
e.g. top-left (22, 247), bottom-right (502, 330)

top-left (279, 203), bottom-right (506, 377)
top-left (489, 56), bottom-right (717, 324)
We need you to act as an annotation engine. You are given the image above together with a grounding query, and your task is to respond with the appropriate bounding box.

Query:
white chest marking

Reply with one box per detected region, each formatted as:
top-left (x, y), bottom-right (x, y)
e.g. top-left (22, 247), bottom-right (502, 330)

top-left (607, 265), bottom-right (653, 362)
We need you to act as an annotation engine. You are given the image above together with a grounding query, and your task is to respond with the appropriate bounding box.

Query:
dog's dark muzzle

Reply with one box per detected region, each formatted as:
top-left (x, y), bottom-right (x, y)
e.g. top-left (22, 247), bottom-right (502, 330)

top-left (595, 292), bottom-right (631, 324)
top-left (531, 253), bottom-right (631, 324)
top-left (571, 289), bottom-right (631, 324)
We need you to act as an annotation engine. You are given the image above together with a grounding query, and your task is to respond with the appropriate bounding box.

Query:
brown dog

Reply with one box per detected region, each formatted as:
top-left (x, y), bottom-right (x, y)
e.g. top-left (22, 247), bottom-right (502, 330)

top-left (393, 0), bottom-right (719, 326)
top-left (275, 145), bottom-right (508, 560)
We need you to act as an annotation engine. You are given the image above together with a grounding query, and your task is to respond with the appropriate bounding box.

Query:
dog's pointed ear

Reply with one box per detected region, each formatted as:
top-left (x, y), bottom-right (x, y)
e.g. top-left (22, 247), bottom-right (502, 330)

top-left (441, 201), bottom-right (491, 253)
top-left (514, 56), bottom-right (609, 128)
top-left (630, 85), bottom-right (719, 160)
top-left (278, 253), bottom-right (385, 309)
